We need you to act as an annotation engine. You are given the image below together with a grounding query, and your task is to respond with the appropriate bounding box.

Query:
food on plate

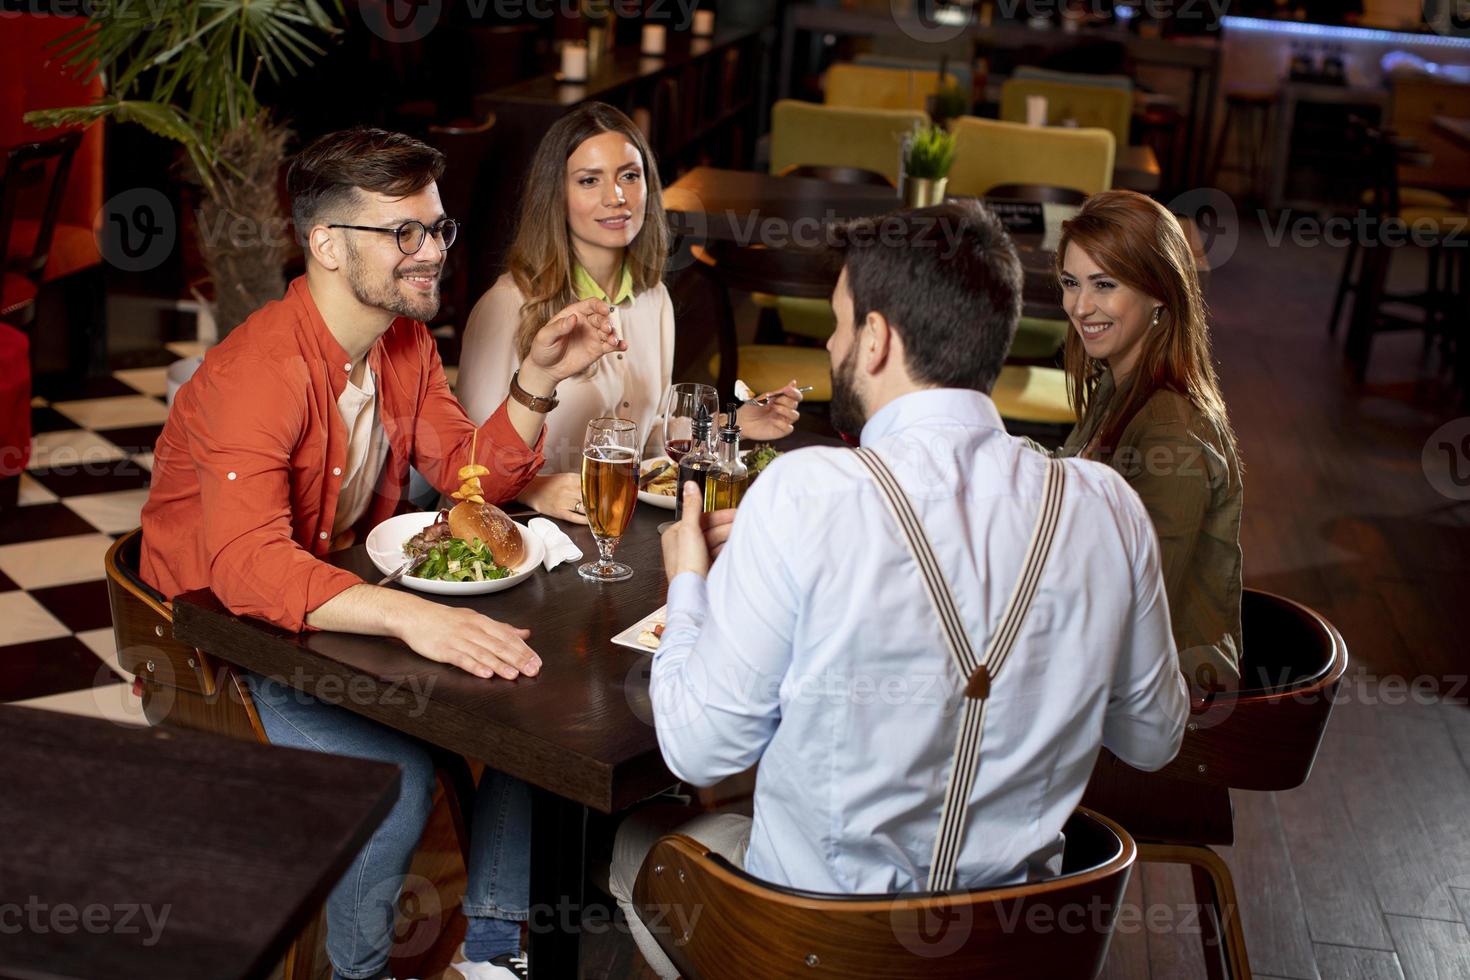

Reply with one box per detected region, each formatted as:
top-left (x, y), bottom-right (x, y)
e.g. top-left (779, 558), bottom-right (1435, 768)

top-left (398, 435), bottom-right (526, 581)
top-left (638, 619), bottom-right (666, 650)
top-left (447, 499), bottom-right (526, 567)
top-left (743, 444), bottom-right (780, 478)
top-left (402, 510), bottom-right (513, 583)
top-left (641, 459), bottom-right (679, 496)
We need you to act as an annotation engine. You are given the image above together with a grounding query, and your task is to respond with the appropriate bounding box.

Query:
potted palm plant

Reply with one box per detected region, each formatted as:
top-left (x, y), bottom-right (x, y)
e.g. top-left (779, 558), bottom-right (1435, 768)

top-left (26, 0), bottom-right (346, 337)
top-left (902, 124), bottom-right (957, 208)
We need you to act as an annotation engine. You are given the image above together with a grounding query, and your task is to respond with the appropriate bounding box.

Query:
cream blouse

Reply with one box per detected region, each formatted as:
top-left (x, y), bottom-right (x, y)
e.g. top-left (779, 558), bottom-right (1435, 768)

top-left (458, 271), bottom-right (676, 474)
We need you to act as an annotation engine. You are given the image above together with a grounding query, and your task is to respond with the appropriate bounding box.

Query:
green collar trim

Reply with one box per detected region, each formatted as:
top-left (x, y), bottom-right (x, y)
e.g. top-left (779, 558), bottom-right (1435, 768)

top-left (572, 261), bottom-right (634, 305)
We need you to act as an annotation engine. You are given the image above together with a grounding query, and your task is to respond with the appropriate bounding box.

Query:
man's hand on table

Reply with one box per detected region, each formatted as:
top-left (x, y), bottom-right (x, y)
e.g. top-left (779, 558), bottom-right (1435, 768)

top-left (395, 600), bottom-right (542, 680)
top-left (661, 482), bottom-right (738, 581)
top-left (307, 585), bottom-right (542, 680)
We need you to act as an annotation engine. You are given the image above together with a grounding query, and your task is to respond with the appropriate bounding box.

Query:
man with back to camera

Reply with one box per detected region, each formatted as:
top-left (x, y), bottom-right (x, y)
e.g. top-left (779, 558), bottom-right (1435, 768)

top-left (140, 128), bottom-right (623, 980)
top-left (605, 200), bottom-right (1191, 978)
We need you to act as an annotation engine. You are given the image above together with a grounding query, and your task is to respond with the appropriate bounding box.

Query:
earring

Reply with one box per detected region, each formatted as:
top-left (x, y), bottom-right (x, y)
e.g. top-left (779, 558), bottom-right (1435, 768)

top-left (1151, 307), bottom-right (1164, 328)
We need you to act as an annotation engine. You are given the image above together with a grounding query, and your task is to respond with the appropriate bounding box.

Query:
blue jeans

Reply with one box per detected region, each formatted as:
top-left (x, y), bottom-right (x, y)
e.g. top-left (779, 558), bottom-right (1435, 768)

top-left (245, 673), bottom-right (531, 980)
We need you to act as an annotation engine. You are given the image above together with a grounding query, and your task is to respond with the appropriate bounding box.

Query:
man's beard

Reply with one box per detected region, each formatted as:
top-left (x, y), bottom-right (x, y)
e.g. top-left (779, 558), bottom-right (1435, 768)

top-left (828, 343), bottom-right (867, 440)
top-left (344, 239), bottom-right (441, 322)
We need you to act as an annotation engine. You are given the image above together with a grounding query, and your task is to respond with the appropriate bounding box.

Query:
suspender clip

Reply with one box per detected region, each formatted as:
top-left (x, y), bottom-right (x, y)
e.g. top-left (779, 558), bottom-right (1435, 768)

top-left (964, 665), bottom-right (992, 700)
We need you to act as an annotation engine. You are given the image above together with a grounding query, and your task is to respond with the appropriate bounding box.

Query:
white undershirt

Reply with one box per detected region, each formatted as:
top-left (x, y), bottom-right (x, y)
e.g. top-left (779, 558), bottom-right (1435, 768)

top-left (332, 361), bottom-right (390, 539)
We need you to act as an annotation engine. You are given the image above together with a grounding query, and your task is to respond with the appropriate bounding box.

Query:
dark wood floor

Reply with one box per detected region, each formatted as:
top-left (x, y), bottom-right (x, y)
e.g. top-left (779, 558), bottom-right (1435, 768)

top-left (300, 218), bottom-right (1470, 980)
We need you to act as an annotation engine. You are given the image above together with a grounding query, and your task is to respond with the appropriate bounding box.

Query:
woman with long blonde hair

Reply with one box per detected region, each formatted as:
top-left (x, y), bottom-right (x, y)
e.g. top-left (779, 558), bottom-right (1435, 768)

top-left (1052, 189), bottom-right (1243, 687)
top-left (458, 102), bottom-right (800, 521)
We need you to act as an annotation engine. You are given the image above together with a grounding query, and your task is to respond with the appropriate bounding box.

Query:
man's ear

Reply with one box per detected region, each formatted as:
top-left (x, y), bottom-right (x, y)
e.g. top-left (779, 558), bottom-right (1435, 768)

top-left (862, 310), bottom-right (892, 376)
top-left (308, 225), bottom-right (342, 271)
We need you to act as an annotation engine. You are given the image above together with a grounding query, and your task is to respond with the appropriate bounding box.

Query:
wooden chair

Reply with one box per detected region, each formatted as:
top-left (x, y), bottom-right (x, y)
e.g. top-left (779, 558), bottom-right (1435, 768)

top-left (105, 528), bottom-right (480, 980)
top-left (632, 808), bottom-right (1136, 979)
top-left (1081, 588), bottom-right (1349, 980)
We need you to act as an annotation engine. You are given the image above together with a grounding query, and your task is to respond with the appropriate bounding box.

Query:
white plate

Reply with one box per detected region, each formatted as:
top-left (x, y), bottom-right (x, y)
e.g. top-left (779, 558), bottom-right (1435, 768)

top-left (638, 456), bottom-right (677, 511)
top-left (365, 511), bottom-right (545, 596)
top-left (611, 605), bottom-right (668, 654)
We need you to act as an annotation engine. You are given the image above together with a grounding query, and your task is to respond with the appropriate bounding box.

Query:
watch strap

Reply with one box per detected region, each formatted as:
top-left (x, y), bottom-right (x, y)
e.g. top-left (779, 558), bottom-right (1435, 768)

top-left (510, 370), bottom-right (559, 413)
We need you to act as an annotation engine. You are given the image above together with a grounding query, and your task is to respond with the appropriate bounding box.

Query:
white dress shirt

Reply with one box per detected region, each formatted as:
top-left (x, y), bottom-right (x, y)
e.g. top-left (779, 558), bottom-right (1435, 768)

top-left (458, 272), bottom-right (676, 472)
top-left (653, 388), bottom-right (1189, 894)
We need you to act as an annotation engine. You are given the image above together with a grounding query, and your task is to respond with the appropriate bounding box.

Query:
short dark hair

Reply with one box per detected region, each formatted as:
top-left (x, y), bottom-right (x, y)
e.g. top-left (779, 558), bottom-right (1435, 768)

top-left (835, 200), bottom-right (1022, 394)
top-left (287, 128), bottom-right (446, 241)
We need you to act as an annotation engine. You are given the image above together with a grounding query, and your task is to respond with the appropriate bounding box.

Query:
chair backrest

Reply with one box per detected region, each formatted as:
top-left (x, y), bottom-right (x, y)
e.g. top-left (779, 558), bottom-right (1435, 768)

top-left (855, 54), bottom-right (972, 96)
top-left (1013, 66), bottom-right (1134, 93)
top-left (825, 63), bottom-right (944, 112)
top-left (1152, 588), bottom-right (1348, 792)
top-left (1000, 79), bottom-right (1133, 145)
top-left (949, 116), bottom-right (1115, 198)
top-left (0, 135), bottom-right (80, 283)
top-left (105, 529), bottom-right (267, 741)
top-left (633, 808), bottom-right (1136, 980)
top-left (770, 100), bottom-right (928, 186)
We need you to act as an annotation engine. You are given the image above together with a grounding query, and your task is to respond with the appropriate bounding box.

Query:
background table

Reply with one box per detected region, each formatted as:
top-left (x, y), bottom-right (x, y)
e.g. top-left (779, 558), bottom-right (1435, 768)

top-left (0, 704), bottom-right (398, 980)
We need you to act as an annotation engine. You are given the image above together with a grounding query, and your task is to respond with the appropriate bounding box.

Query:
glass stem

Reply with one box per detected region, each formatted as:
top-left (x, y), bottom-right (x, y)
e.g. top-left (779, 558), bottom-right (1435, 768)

top-left (596, 535), bottom-right (617, 567)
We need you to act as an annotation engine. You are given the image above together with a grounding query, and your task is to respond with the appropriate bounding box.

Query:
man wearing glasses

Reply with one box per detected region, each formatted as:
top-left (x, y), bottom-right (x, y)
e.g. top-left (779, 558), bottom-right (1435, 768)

top-left (140, 128), bottom-right (620, 980)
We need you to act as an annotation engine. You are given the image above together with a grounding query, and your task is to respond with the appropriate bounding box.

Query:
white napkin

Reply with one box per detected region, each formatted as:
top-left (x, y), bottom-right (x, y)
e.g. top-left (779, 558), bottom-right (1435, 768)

top-left (527, 518), bottom-right (584, 572)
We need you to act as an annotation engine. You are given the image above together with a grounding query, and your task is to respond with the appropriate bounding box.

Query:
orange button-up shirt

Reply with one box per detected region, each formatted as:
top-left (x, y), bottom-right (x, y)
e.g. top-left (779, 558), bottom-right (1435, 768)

top-left (141, 276), bottom-right (544, 632)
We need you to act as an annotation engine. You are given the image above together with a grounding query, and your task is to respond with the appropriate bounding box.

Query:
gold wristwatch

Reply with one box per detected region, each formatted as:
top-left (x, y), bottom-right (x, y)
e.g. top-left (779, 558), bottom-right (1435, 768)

top-left (509, 370), bottom-right (559, 413)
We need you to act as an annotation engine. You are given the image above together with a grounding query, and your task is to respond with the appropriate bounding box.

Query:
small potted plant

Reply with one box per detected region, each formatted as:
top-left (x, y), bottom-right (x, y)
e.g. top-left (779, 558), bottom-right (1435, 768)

top-left (926, 77), bottom-right (971, 129)
top-left (902, 124), bottom-right (956, 208)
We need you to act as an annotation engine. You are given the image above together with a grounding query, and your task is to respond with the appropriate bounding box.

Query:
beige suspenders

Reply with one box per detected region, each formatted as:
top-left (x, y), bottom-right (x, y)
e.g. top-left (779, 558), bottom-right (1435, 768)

top-left (853, 448), bottom-right (1067, 891)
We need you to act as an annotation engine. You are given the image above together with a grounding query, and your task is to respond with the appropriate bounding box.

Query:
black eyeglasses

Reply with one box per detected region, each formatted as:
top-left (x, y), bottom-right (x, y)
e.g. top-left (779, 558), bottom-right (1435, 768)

top-left (328, 218), bottom-right (459, 255)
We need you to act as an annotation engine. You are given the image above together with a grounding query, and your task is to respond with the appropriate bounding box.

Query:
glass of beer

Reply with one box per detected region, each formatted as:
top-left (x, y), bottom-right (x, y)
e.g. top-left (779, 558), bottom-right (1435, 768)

top-left (579, 417), bottom-right (640, 582)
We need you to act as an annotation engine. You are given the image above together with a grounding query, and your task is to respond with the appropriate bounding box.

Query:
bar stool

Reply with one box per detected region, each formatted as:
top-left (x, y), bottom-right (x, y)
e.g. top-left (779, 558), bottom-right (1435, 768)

top-left (1210, 90), bottom-right (1277, 202)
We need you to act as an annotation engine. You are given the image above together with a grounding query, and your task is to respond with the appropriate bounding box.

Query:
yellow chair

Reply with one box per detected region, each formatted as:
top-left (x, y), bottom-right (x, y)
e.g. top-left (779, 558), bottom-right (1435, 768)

top-left (1008, 316), bottom-right (1070, 362)
top-left (770, 100), bottom-right (928, 187)
top-left (707, 346), bottom-right (833, 403)
top-left (825, 63), bottom-right (943, 112)
top-left (1000, 78), bottom-right (1133, 145)
top-left (949, 116), bottom-right (1115, 198)
top-left (990, 364), bottom-right (1076, 426)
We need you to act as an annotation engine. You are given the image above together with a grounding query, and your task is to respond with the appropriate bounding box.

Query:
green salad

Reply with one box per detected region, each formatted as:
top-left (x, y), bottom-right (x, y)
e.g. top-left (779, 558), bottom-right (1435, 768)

top-left (743, 444), bottom-right (780, 478)
top-left (408, 537), bottom-right (511, 583)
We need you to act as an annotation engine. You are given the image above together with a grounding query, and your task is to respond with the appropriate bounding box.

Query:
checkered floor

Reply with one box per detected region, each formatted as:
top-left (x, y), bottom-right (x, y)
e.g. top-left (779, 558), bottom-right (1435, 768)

top-left (0, 342), bottom-right (215, 725)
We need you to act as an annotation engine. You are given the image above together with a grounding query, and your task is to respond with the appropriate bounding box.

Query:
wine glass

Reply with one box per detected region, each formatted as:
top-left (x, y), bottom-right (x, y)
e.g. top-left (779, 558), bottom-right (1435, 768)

top-left (579, 417), bottom-right (640, 583)
top-left (657, 382), bottom-right (718, 531)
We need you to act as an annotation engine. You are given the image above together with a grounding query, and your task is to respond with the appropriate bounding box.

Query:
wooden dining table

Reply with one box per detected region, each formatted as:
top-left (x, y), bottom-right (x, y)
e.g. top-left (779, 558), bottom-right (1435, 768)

top-left (0, 703), bottom-right (399, 980)
top-left (169, 432), bottom-right (841, 980)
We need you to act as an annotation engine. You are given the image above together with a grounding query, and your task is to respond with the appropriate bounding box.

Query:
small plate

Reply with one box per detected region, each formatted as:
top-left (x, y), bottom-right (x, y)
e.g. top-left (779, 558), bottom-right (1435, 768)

top-left (637, 456), bottom-right (677, 511)
top-left (366, 511), bottom-right (545, 596)
top-left (611, 605), bottom-right (668, 654)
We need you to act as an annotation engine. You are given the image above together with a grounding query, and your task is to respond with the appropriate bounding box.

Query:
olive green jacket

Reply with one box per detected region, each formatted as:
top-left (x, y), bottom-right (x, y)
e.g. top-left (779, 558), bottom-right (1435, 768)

top-left (1047, 372), bottom-right (1244, 684)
